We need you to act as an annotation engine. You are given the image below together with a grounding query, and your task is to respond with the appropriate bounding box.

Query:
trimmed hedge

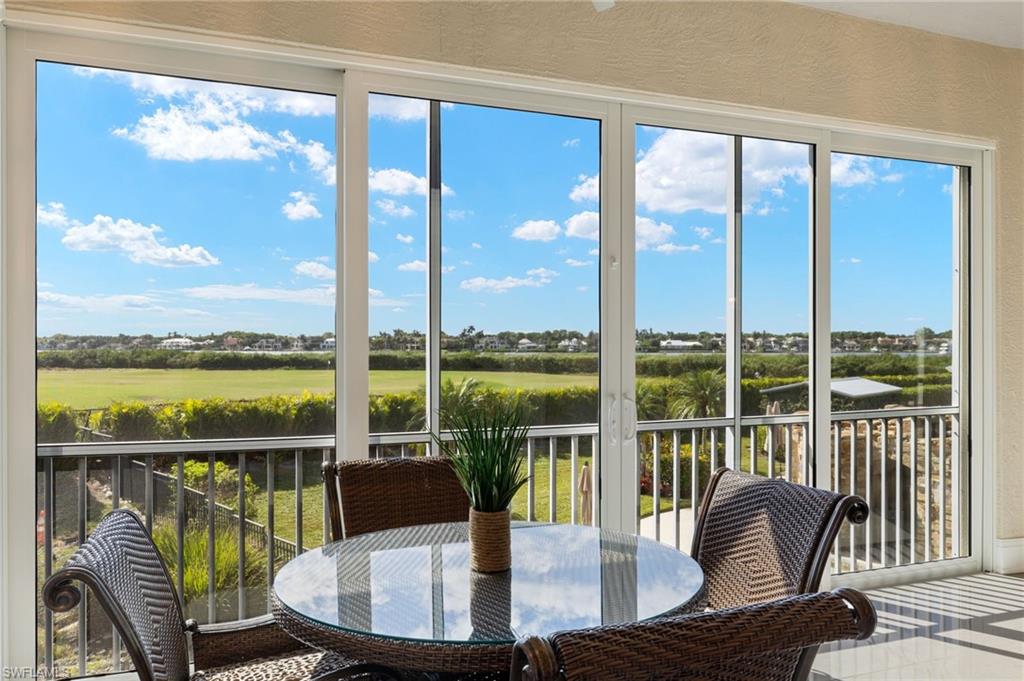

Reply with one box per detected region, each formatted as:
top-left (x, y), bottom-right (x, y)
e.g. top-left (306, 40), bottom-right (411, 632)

top-left (38, 348), bottom-right (955, 378)
top-left (37, 379), bottom-right (954, 442)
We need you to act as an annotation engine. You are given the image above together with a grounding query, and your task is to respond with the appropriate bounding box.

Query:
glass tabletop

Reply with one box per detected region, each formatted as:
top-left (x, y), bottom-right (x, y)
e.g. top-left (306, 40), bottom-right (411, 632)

top-left (273, 522), bottom-right (705, 645)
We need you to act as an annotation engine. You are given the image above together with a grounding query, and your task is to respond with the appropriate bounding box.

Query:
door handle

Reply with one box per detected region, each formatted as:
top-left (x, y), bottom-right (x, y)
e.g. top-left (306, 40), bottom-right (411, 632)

top-left (622, 392), bottom-right (637, 442)
top-left (607, 395), bottom-right (618, 446)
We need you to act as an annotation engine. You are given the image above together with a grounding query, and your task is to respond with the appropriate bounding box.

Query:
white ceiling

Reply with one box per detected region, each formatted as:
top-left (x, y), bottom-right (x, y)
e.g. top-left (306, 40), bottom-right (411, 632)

top-left (794, 1), bottom-right (1024, 49)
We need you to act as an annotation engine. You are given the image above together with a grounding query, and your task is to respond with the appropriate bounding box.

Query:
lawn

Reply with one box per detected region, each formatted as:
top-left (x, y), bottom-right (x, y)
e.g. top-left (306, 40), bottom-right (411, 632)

top-left (250, 453), bottom-right (677, 550)
top-left (37, 368), bottom-right (597, 409)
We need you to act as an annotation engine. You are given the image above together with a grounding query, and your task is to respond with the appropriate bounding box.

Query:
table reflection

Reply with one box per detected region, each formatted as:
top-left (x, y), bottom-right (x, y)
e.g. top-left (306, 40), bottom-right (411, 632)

top-left (274, 523), bottom-right (704, 645)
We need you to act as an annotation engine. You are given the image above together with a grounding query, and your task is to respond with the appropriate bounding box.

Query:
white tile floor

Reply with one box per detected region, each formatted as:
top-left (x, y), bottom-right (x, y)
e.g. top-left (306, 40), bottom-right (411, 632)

top-left (812, 573), bottom-right (1024, 680)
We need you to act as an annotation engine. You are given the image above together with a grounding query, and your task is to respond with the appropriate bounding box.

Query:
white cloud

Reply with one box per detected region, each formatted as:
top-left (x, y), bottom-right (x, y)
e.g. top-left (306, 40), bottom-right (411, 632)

top-left (655, 243), bottom-right (701, 254)
top-left (73, 67), bottom-right (334, 117)
top-left (368, 250), bottom-right (380, 263)
top-left (831, 153), bottom-right (877, 187)
top-left (369, 168), bottom-right (453, 197)
top-left (78, 67), bottom-right (338, 183)
top-left (367, 95), bottom-right (453, 121)
top-left (113, 92), bottom-right (287, 162)
top-left (512, 219), bottom-right (562, 242)
top-left (293, 260), bottom-right (335, 280)
top-left (635, 131), bottom-right (728, 214)
top-left (398, 259), bottom-right (427, 272)
top-left (442, 265), bottom-right (456, 274)
top-left (182, 282), bottom-right (334, 306)
top-left (710, 237), bottom-right (725, 245)
top-left (395, 233), bottom-right (415, 244)
top-left (62, 214), bottom-right (219, 267)
top-left (576, 286), bottom-right (589, 292)
top-left (840, 257), bottom-right (863, 264)
top-left (282, 191), bottom-right (322, 220)
top-left (569, 174), bottom-right (599, 203)
top-left (634, 131), bottom-right (809, 215)
top-left (565, 211), bottom-right (600, 241)
top-left (471, 242), bottom-right (483, 249)
top-left (369, 95), bottom-right (428, 121)
top-left (526, 267), bottom-right (559, 281)
top-left (881, 173), bottom-right (904, 183)
top-left (563, 138), bottom-right (581, 148)
top-left (286, 136), bottom-right (336, 185)
top-left (565, 258), bottom-right (593, 267)
top-left (588, 248), bottom-right (600, 256)
top-left (39, 290), bottom-right (214, 320)
top-left (375, 198), bottom-right (414, 218)
top-left (635, 216), bottom-right (674, 251)
top-left (448, 209), bottom-right (471, 221)
top-left (37, 202), bottom-right (70, 228)
top-left (460, 265), bottom-right (560, 294)
top-left (692, 226), bottom-right (713, 240)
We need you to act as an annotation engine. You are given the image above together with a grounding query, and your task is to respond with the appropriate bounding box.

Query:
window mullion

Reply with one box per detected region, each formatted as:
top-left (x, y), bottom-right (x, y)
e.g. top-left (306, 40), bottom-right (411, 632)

top-left (810, 134), bottom-right (832, 490)
top-left (725, 136), bottom-right (742, 469)
top-left (426, 100), bottom-right (442, 454)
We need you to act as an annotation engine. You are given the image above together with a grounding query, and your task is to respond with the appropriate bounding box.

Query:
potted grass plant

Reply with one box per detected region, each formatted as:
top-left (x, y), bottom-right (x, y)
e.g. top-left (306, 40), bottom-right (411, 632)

top-left (432, 405), bottom-right (530, 572)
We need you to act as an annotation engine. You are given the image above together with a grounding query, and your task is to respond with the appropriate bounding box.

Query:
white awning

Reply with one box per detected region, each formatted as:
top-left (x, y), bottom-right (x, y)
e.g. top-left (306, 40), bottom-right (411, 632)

top-left (760, 377), bottom-right (902, 399)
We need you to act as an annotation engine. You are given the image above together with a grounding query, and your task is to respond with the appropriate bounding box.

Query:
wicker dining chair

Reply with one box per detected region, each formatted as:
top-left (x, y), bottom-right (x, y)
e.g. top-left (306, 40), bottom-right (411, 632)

top-left (42, 509), bottom-right (402, 681)
top-left (690, 467), bottom-right (869, 611)
top-left (510, 588), bottom-right (876, 681)
top-left (322, 457), bottom-right (469, 541)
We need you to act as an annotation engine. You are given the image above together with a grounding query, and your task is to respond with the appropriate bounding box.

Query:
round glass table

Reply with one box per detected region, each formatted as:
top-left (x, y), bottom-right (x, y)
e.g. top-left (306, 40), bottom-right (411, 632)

top-left (272, 522), bottom-right (705, 676)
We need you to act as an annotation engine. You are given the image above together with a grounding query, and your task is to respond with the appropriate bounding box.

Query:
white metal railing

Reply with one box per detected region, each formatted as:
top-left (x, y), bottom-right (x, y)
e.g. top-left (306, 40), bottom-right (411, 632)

top-left (829, 406), bottom-right (963, 574)
top-left (36, 405), bottom-right (962, 676)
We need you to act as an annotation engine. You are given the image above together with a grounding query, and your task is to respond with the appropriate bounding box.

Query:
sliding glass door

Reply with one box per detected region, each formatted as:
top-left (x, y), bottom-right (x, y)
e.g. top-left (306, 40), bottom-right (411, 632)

top-left (622, 115), bottom-right (815, 549)
top-left (362, 84), bottom-right (609, 528)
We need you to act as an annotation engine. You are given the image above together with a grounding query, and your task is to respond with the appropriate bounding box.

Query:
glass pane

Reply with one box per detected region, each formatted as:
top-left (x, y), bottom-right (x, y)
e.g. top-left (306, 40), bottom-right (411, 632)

top-left (829, 152), bottom-right (963, 573)
top-left (831, 154), bottom-right (955, 411)
top-left (633, 125), bottom-right (729, 544)
top-left (439, 103), bottom-right (600, 429)
top-left (367, 94), bottom-right (429, 441)
top-left (439, 103), bottom-right (601, 525)
top-left (740, 137), bottom-right (812, 418)
top-left (35, 62), bottom-right (336, 671)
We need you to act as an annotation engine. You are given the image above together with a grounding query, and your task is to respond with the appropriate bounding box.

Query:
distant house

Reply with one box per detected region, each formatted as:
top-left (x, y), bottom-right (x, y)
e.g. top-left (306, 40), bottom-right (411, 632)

top-left (320, 337), bottom-right (336, 351)
top-left (475, 336), bottom-right (508, 351)
top-left (660, 339), bottom-right (702, 353)
top-left (842, 339), bottom-right (861, 352)
top-left (223, 336), bottom-right (242, 351)
top-left (290, 338), bottom-right (306, 351)
top-left (404, 340), bottom-right (424, 352)
top-left (785, 336), bottom-right (808, 352)
top-left (253, 338), bottom-right (283, 351)
top-left (516, 338), bottom-right (541, 352)
top-left (558, 338), bottom-right (586, 352)
top-left (158, 337), bottom-right (195, 350)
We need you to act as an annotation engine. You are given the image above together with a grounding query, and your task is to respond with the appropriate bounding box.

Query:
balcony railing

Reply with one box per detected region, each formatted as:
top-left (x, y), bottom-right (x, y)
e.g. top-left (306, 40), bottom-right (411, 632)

top-left (35, 405), bottom-right (963, 677)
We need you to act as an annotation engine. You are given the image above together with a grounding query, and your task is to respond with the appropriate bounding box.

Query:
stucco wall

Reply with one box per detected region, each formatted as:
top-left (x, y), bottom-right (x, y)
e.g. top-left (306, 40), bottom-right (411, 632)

top-left (10, 1), bottom-right (1024, 540)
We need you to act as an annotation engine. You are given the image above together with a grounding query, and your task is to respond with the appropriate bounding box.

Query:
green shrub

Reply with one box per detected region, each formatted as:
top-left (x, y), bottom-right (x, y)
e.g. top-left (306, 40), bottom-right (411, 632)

top-left (170, 459), bottom-right (258, 510)
top-left (37, 402), bottom-right (80, 443)
top-left (98, 401), bottom-right (162, 440)
top-left (152, 521), bottom-right (266, 616)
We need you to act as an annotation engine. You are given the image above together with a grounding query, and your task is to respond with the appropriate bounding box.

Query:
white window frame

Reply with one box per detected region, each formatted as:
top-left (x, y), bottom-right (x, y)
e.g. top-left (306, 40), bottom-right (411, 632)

top-left (1, 27), bottom-right (342, 668)
top-left (0, 10), bottom-right (998, 668)
top-left (343, 71), bottom-right (627, 529)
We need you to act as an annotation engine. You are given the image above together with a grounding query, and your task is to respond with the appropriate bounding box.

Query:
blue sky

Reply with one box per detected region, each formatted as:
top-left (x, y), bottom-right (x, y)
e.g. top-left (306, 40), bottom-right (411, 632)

top-left (36, 64), bottom-right (954, 338)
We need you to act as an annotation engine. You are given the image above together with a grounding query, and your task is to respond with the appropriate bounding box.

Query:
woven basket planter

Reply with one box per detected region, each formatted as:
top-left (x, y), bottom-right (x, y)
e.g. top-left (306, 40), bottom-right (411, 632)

top-left (469, 508), bottom-right (511, 572)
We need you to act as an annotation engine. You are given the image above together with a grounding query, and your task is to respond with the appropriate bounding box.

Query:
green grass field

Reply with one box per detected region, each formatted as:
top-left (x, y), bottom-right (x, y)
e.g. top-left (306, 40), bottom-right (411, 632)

top-left (37, 368), bottom-right (598, 408)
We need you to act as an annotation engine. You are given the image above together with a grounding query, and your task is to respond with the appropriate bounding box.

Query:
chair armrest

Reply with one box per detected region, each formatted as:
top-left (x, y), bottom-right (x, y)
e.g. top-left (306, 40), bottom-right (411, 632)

top-left (187, 614), bottom-right (307, 669)
top-left (511, 636), bottom-right (561, 681)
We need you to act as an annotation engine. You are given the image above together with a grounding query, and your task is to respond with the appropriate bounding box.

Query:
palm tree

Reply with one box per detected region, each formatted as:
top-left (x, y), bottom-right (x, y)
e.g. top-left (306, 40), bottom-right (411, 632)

top-left (669, 369), bottom-right (725, 419)
top-left (669, 369), bottom-right (726, 466)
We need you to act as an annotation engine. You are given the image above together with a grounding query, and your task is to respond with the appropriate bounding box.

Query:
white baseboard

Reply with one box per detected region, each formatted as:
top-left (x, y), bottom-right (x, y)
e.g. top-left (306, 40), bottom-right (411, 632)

top-left (992, 537), bottom-right (1024, 574)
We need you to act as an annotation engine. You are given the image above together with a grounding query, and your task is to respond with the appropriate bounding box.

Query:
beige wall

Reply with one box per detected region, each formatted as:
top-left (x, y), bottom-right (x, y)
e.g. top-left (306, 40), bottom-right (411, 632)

top-left (10, 1), bottom-right (1024, 540)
